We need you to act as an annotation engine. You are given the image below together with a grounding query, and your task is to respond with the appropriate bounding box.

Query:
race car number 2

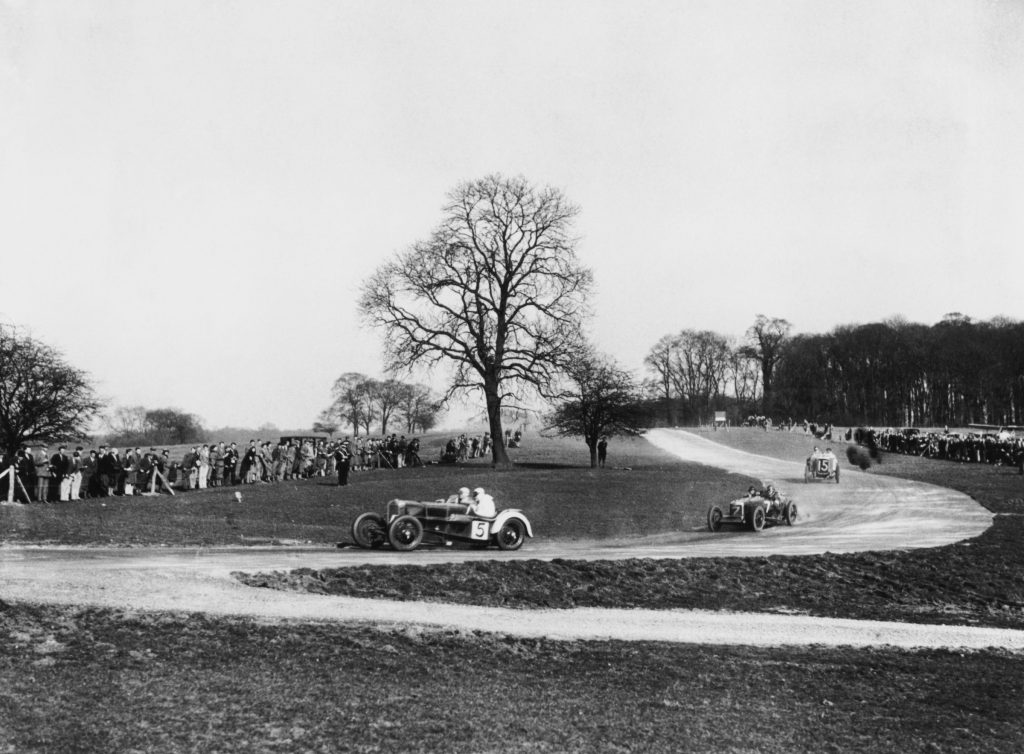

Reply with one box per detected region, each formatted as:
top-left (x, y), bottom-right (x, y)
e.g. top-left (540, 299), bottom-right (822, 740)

top-left (470, 520), bottom-right (489, 540)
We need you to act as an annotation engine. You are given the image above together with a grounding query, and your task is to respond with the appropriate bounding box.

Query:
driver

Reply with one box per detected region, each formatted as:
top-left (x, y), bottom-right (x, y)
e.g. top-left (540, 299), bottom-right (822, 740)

top-left (445, 487), bottom-right (473, 508)
top-left (760, 483), bottom-right (781, 512)
top-left (467, 487), bottom-right (496, 518)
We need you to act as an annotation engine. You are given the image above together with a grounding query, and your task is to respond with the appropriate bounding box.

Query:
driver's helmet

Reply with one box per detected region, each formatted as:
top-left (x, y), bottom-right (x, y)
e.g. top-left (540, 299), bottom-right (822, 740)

top-left (747, 485), bottom-right (757, 497)
top-left (457, 487), bottom-right (472, 503)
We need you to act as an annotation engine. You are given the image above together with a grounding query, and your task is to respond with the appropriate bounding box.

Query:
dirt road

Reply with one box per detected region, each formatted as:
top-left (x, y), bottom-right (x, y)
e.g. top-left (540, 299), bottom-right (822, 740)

top-left (3, 429), bottom-right (1022, 650)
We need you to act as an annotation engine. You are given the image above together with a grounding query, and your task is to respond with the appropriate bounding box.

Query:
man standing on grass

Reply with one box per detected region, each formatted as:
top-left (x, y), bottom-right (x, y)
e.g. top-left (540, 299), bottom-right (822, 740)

top-left (334, 439), bottom-right (351, 486)
top-left (223, 443), bottom-right (239, 485)
top-left (69, 448), bottom-right (84, 500)
top-left (50, 446), bottom-right (72, 502)
top-left (35, 445), bottom-right (53, 502)
top-left (597, 436), bottom-right (608, 468)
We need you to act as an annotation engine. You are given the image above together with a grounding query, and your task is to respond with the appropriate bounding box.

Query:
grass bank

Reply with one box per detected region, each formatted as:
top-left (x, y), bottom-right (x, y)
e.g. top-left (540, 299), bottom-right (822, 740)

top-left (0, 434), bottom-right (754, 545)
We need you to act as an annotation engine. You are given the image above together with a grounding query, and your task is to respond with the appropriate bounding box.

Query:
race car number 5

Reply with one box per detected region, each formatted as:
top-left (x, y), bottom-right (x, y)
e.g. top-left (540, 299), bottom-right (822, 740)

top-left (470, 520), bottom-right (489, 540)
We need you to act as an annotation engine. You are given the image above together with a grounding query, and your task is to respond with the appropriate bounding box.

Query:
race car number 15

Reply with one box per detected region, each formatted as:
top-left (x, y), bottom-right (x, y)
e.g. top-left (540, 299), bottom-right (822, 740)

top-left (470, 521), bottom-right (489, 540)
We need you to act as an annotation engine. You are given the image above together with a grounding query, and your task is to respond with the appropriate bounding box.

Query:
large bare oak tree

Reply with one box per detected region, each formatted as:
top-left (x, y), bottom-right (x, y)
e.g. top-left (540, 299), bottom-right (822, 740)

top-left (360, 174), bottom-right (592, 465)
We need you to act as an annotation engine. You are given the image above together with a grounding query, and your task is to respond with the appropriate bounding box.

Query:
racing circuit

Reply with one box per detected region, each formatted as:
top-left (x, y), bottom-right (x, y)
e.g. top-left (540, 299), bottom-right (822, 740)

top-left (2, 429), bottom-right (1022, 651)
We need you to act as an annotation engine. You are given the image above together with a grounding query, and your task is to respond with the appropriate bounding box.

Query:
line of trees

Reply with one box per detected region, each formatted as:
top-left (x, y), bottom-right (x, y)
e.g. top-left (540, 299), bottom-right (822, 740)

top-left (104, 406), bottom-right (207, 447)
top-left (643, 316), bottom-right (788, 425)
top-left (643, 313), bottom-right (1024, 428)
top-left (321, 373), bottom-right (441, 437)
top-left (772, 314), bottom-right (1024, 427)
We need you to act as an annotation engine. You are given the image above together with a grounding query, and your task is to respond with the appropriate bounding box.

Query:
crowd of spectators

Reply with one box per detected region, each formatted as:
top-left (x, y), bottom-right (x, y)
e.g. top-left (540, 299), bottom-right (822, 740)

top-left (0, 430), bottom-right (508, 503)
top-left (852, 427), bottom-right (1024, 470)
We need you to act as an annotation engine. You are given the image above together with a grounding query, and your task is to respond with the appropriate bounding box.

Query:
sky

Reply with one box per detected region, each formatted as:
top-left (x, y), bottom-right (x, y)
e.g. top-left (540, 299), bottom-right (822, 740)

top-left (2, 0), bottom-right (1023, 430)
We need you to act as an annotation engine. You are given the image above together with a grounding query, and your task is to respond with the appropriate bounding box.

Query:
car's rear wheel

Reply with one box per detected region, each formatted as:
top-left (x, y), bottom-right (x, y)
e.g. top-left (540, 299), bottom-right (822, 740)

top-left (707, 506), bottom-right (723, 532)
top-left (749, 504), bottom-right (766, 532)
top-left (495, 518), bottom-right (526, 551)
top-left (388, 514), bottom-right (423, 551)
top-left (783, 501), bottom-right (798, 526)
top-left (351, 512), bottom-right (387, 549)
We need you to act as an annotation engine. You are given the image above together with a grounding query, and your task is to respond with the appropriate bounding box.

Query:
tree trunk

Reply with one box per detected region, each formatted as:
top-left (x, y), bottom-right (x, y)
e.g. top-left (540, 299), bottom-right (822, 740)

top-left (588, 441), bottom-right (598, 468)
top-left (484, 382), bottom-right (511, 467)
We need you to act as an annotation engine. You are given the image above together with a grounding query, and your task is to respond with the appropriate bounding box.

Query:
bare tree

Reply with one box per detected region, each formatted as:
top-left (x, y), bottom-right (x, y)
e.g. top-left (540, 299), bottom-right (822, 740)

top-left (367, 378), bottom-right (406, 435)
top-left (325, 372), bottom-right (373, 437)
top-left (547, 349), bottom-right (641, 467)
top-left (104, 405), bottom-right (148, 440)
top-left (312, 414), bottom-right (339, 438)
top-left (743, 315), bottom-right (792, 412)
top-left (360, 174), bottom-right (593, 466)
top-left (396, 382), bottom-right (439, 434)
top-left (0, 324), bottom-right (101, 455)
top-left (644, 334), bottom-right (678, 425)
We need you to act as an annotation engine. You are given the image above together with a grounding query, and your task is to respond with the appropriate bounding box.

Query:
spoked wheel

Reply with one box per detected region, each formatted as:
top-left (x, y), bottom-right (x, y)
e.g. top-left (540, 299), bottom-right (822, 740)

top-left (749, 504), bottom-right (766, 532)
top-left (351, 513), bottom-right (387, 549)
top-left (783, 501), bottom-right (798, 526)
top-left (387, 514), bottom-right (423, 551)
top-left (706, 506), bottom-right (723, 532)
top-left (495, 519), bottom-right (526, 551)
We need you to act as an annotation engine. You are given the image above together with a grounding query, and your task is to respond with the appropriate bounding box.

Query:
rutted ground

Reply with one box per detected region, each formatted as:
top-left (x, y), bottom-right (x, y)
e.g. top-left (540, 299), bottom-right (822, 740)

top-left (2, 429), bottom-right (1021, 650)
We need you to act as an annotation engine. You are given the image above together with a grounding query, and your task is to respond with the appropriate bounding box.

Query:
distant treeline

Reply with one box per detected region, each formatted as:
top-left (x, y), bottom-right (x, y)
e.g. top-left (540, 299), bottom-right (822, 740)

top-left (643, 314), bottom-right (1024, 428)
top-left (772, 315), bottom-right (1024, 427)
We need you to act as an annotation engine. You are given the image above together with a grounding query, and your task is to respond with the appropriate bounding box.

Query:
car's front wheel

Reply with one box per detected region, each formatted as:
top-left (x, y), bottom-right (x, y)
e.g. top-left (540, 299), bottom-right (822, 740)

top-left (749, 504), bottom-right (766, 532)
top-left (495, 518), bottom-right (526, 551)
top-left (707, 506), bottom-right (723, 532)
top-left (783, 501), bottom-right (798, 526)
top-left (351, 512), bottom-right (387, 549)
top-left (388, 515), bottom-right (423, 551)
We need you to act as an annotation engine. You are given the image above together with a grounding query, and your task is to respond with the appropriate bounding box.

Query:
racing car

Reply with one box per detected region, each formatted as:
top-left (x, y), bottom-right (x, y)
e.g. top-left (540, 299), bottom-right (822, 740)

top-left (804, 448), bottom-right (840, 483)
top-left (706, 487), bottom-right (797, 532)
top-left (350, 497), bottom-right (533, 552)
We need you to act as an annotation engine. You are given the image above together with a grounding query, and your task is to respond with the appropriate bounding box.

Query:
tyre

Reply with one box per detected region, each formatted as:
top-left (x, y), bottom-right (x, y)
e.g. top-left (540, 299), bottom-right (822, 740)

top-left (351, 512), bottom-right (387, 549)
top-left (749, 504), bottom-right (766, 532)
top-left (706, 506), bottom-right (723, 532)
top-left (387, 514), bottom-right (423, 551)
top-left (783, 501), bottom-right (798, 526)
top-left (495, 518), bottom-right (526, 551)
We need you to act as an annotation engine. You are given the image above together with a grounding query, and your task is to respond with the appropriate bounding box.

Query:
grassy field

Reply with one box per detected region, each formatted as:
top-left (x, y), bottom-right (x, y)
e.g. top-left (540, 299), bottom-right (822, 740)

top-left (3, 428), bottom-right (1024, 752)
top-left (0, 433), bottom-right (755, 545)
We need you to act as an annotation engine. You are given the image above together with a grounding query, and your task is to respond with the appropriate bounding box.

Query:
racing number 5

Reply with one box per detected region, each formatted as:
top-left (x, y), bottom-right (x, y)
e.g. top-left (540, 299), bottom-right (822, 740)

top-left (470, 520), bottom-right (489, 540)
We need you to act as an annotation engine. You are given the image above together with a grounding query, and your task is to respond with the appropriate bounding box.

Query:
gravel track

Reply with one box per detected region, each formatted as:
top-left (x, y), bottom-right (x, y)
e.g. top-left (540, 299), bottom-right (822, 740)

top-left (3, 429), bottom-right (1022, 651)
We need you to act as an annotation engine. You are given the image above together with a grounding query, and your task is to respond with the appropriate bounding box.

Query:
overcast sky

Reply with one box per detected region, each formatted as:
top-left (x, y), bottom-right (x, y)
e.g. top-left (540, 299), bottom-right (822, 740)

top-left (2, 0), bottom-right (1023, 430)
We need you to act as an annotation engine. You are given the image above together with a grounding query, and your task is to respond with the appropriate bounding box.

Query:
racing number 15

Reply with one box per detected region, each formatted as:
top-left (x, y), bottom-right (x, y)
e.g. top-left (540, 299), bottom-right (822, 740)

top-left (470, 521), bottom-right (489, 540)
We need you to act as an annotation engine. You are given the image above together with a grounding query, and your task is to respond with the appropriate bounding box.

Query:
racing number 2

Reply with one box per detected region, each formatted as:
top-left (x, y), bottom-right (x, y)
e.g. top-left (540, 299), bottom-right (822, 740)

top-left (470, 520), bottom-right (489, 540)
